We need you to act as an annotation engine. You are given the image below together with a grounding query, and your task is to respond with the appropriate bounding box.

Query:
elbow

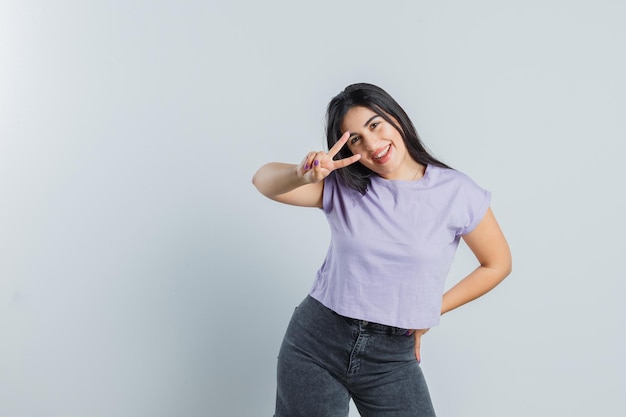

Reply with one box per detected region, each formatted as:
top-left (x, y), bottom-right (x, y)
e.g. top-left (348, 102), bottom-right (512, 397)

top-left (251, 171), bottom-right (259, 189)
top-left (251, 169), bottom-right (264, 193)
top-left (494, 241), bottom-right (513, 281)
top-left (482, 253), bottom-right (512, 284)
top-left (251, 169), bottom-right (275, 199)
top-left (503, 261), bottom-right (512, 280)
top-left (503, 249), bottom-right (513, 279)
top-left (499, 253), bottom-right (513, 281)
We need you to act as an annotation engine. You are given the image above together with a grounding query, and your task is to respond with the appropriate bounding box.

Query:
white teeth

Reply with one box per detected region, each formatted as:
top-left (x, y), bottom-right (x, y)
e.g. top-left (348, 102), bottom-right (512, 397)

top-left (374, 146), bottom-right (390, 159)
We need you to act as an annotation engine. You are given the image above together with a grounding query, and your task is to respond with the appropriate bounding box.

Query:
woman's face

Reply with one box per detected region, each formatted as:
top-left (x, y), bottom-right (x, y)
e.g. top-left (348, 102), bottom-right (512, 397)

top-left (341, 106), bottom-right (419, 180)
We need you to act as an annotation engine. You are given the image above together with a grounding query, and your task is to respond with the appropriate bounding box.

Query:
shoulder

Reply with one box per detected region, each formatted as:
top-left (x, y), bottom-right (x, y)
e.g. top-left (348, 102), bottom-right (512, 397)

top-left (323, 171), bottom-right (374, 213)
top-left (429, 165), bottom-right (475, 184)
top-left (426, 165), bottom-right (491, 209)
top-left (422, 166), bottom-right (484, 193)
top-left (322, 171), bottom-right (355, 212)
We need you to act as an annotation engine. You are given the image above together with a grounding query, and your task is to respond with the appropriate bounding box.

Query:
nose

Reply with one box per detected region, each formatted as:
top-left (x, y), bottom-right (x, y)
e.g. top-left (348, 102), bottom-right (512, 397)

top-left (359, 134), bottom-right (377, 151)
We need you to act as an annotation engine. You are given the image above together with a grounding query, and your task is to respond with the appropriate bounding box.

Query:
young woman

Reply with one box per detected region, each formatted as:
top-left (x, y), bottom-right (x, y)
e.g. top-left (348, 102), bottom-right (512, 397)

top-left (252, 83), bottom-right (511, 417)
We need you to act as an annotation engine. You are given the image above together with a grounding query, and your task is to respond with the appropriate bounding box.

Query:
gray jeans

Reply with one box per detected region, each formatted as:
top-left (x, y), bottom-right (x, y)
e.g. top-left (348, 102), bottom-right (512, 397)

top-left (274, 295), bottom-right (436, 417)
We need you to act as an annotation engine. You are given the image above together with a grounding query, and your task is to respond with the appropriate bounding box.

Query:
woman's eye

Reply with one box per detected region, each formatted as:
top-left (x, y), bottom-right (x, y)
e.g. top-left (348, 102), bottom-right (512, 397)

top-left (350, 136), bottom-right (360, 145)
top-left (370, 122), bottom-right (379, 129)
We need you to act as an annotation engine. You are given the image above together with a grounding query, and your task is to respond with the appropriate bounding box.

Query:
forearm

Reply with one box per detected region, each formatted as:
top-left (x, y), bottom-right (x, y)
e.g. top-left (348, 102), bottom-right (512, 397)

top-left (252, 162), bottom-right (307, 199)
top-left (441, 264), bottom-right (510, 315)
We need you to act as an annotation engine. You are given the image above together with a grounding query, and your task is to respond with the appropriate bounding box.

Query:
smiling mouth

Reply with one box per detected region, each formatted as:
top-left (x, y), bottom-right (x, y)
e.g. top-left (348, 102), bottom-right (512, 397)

top-left (373, 145), bottom-right (391, 160)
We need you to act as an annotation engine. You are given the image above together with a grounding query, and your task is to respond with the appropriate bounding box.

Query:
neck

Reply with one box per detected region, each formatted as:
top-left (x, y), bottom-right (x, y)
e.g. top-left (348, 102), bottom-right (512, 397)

top-left (409, 162), bottom-right (426, 181)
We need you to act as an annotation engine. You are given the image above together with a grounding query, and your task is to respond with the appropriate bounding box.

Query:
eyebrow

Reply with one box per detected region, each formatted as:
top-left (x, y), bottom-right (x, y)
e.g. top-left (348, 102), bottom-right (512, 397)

top-left (349, 115), bottom-right (381, 137)
top-left (363, 114), bottom-right (380, 127)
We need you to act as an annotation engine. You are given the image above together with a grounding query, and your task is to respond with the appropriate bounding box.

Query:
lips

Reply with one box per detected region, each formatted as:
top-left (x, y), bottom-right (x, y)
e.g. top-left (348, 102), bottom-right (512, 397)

top-left (371, 145), bottom-right (392, 164)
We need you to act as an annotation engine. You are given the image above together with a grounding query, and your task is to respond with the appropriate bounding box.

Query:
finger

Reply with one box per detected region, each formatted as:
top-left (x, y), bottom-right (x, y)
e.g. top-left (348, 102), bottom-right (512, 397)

top-left (308, 151), bottom-right (329, 181)
top-left (327, 131), bottom-right (351, 159)
top-left (301, 152), bottom-right (316, 172)
top-left (414, 333), bottom-right (422, 363)
top-left (311, 151), bottom-right (326, 169)
top-left (332, 153), bottom-right (361, 169)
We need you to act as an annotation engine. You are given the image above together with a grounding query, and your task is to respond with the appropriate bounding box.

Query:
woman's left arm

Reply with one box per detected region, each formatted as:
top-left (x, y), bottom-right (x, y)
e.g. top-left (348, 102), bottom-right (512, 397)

top-left (441, 207), bottom-right (512, 315)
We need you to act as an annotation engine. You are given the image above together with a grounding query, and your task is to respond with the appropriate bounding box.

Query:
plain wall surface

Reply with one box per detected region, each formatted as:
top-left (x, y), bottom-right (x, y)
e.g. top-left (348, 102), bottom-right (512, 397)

top-left (1, 1), bottom-right (625, 416)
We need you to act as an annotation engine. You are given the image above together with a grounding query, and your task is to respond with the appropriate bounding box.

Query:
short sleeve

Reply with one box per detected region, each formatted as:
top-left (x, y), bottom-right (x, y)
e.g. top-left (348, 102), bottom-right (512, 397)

top-left (321, 172), bottom-right (338, 213)
top-left (458, 183), bottom-right (491, 236)
top-left (321, 172), bottom-right (362, 215)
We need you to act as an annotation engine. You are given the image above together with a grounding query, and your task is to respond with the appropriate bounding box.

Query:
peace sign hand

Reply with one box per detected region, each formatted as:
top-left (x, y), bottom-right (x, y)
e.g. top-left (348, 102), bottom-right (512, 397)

top-left (297, 132), bottom-right (361, 184)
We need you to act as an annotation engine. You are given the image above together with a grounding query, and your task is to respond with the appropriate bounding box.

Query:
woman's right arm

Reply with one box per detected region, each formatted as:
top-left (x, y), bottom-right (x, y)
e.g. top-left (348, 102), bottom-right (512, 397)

top-left (251, 132), bottom-right (361, 208)
top-left (252, 162), bottom-right (325, 207)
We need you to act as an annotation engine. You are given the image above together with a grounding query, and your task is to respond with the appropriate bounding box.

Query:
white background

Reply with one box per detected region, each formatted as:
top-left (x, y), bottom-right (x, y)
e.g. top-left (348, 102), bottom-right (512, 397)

top-left (1, 1), bottom-right (624, 416)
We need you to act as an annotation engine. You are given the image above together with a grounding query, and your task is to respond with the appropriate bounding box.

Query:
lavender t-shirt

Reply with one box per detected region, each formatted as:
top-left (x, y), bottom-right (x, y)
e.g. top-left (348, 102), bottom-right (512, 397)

top-left (309, 165), bottom-right (491, 329)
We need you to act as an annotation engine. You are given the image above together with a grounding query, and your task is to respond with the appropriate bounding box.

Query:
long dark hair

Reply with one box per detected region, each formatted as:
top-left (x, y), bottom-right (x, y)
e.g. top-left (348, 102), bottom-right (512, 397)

top-left (326, 83), bottom-right (450, 194)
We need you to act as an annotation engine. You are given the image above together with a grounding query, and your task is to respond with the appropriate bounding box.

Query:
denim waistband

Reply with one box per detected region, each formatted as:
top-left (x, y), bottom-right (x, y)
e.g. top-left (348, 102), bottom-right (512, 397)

top-left (339, 315), bottom-right (413, 337)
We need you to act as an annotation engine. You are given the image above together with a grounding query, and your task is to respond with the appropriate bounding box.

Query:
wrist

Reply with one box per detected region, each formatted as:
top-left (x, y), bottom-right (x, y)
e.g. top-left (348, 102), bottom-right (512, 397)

top-left (293, 164), bottom-right (309, 185)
